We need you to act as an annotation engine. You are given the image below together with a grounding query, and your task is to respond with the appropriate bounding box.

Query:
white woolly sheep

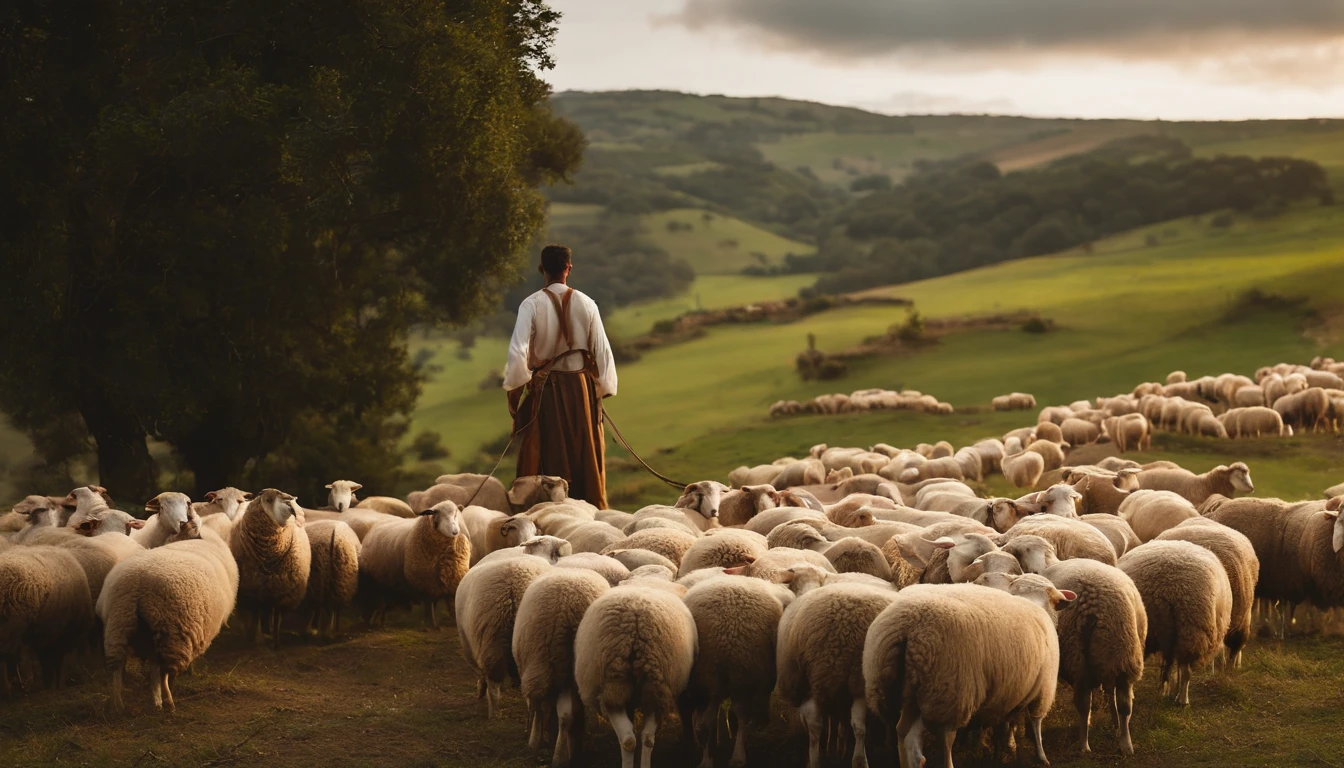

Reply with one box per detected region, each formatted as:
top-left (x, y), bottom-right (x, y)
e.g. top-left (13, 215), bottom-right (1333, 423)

top-left (1003, 451), bottom-right (1046, 489)
top-left (1026, 439), bottom-right (1068, 472)
top-left (824, 537), bottom-right (894, 581)
top-left (230, 488), bottom-right (311, 648)
top-left (98, 515), bottom-right (237, 711)
top-left (677, 529), bottom-right (768, 578)
top-left (863, 582), bottom-right (1065, 768)
top-left (719, 485), bottom-right (780, 527)
top-left (512, 568), bottom-right (611, 766)
top-left (1156, 518), bottom-right (1259, 667)
top-left (0, 546), bottom-right (93, 695)
top-left (1119, 490), bottom-right (1200, 543)
top-left (1136, 462), bottom-right (1253, 506)
top-left (605, 548), bottom-right (679, 574)
top-left (301, 520), bottom-right (360, 638)
top-left (1118, 540), bottom-right (1232, 704)
top-left (1002, 515), bottom-right (1118, 565)
top-left (555, 553), bottom-right (631, 587)
top-left (457, 554), bottom-right (553, 718)
top-left (461, 505), bottom-right (537, 566)
top-left (131, 491), bottom-right (198, 549)
top-left (778, 582), bottom-right (898, 768)
top-left (682, 576), bottom-right (787, 768)
top-left (600, 527), bottom-right (698, 567)
top-left (359, 500), bottom-right (470, 628)
top-left (1080, 514), bottom-right (1142, 558)
top-left (574, 583), bottom-right (698, 768)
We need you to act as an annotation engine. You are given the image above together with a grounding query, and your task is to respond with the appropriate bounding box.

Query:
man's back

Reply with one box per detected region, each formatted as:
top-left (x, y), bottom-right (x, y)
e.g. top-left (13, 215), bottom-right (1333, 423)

top-left (503, 283), bottom-right (617, 398)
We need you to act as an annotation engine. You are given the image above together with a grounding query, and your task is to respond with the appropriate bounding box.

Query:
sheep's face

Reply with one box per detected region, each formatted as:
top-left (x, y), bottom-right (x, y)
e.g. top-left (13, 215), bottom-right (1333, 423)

top-left (146, 492), bottom-right (193, 534)
top-left (254, 489), bottom-right (301, 528)
top-left (1229, 464), bottom-right (1254, 494)
top-left (1007, 574), bottom-right (1075, 614)
top-left (65, 486), bottom-right (108, 513)
top-left (169, 511), bottom-right (203, 542)
top-left (508, 475), bottom-right (569, 509)
top-left (851, 509), bottom-right (876, 528)
top-left (325, 480), bottom-right (363, 513)
top-left (1002, 536), bottom-right (1060, 575)
top-left (497, 516), bottom-right (537, 547)
top-left (1042, 485), bottom-right (1082, 518)
top-left (520, 535), bottom-right (571, 563)
top-left (676, 481), bottom-right (723, 520)
top-left (75, 509), bottom-right (145, 537)
top-left (991, 499), bottom-right (1038, 533)
top-left (775, 564), bottom-right (828, 595)
top-left (13, 495), bottom-right (61, 526)
top-left (204, 487), bottom-right (253, 520)
top-left (427, 501), bottom-right (461, 538)
top-left (744, 485), bottom-right (778, 513)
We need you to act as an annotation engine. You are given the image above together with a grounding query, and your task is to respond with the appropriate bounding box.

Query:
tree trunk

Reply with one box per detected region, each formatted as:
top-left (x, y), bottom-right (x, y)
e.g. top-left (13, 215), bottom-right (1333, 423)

top-left (81, 403), bottom-right (157, 505)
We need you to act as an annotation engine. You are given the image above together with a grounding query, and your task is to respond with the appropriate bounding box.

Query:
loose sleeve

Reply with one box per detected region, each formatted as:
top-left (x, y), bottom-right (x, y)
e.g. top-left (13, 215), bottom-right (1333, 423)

top-left (588, 301), bottom-right (618, 398)
top-left (502, 299), bottom-right (535, 392)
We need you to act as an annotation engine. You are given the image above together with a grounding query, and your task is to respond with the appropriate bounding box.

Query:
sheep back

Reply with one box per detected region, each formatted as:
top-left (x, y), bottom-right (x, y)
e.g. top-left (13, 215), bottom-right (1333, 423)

top-left (513, 568), bottom-right (610, 703)
top-left (574, 586), bottom-right (697, 718)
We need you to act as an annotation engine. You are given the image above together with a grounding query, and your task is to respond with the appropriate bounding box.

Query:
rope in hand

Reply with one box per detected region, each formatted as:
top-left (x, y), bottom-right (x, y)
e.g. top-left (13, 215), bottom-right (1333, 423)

top-left (460, 373), bottom-right (687, 508)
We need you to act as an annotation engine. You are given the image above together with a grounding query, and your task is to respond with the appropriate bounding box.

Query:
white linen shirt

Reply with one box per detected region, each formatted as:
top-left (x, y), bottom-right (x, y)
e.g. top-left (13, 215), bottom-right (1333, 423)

top-left (502, 283), bottom-right (618, 398)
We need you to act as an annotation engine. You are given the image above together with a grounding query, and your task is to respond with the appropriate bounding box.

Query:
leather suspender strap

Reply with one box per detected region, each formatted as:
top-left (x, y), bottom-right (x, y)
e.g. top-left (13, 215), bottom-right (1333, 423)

top-left (541, 287), bottom-right (575, 354)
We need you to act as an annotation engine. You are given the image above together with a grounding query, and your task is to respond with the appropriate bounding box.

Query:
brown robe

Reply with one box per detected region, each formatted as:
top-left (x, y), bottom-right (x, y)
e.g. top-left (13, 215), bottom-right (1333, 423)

top-left (514, 287), bottom-right (608, 509)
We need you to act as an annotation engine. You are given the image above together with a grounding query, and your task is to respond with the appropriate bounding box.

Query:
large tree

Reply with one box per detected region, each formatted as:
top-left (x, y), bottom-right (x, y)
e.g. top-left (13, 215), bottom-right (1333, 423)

top-left (0, 0), bottom-right (584, 501)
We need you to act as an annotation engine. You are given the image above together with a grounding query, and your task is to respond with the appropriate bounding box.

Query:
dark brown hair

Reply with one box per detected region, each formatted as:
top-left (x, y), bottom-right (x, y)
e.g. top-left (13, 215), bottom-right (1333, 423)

top-left (539, 244), bottom-right (571, 280)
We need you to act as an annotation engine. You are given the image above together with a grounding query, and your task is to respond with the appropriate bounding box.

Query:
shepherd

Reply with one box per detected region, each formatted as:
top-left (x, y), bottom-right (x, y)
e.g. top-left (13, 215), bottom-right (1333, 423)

top-left (503, 244), bottom-right (618, 508)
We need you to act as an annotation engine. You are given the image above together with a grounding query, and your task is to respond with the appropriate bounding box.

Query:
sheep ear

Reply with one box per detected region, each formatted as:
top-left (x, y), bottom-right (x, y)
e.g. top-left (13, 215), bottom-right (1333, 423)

top-left (144, 497), bottom-right (162, 513)
top-left (204, 491), bottom-right (218, 501)
top-left (325, 484), bottom-right (334, 490)
top-left (723, 565), bottom-right (749, 575)
top-left (930, 537), bottom-right (956, 550)
top-left (242, 492), bottom-right (254, 501)
top-left (1324, 497), bottom-right (1342, 512)
top-left (92, 486), bottom-right (108, 494)
top-left (128, 519), bottom-right (146, 530)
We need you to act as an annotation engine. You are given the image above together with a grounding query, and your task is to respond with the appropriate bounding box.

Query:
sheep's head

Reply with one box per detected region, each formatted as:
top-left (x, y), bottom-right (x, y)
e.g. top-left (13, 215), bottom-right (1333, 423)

top-left (145, 492), bottom-right (194, 534)
top-left (825, 467), bottom-right (854, 484)
top-left (1001, 535), bottom-right (1060, 575)
top-left (775, 488), bottom-right (824, 512)
top-left (744, 485), bottom-right (779, 513)
top-left (625, 564), bottom-right (675, 582)
top-left (519, 535), bottom-right (571, 564)
top-left (508, 475), bottom-right (569, 509)
top-left (809, 443), bottom-right (828, 459)
top-left (419, 500), bottom-right (462, 538)
top-left (849, 508), bottom-right (877, 528)
top-left (325, 480), bottom-right (363, 512)
top-left (973, 570), bottom-right (1019, 592)
top-left (64, 485), bottom-right (110, 514)
top-left (1227, 463), bottom-right (1254, 494)
top-left (1006, 573), bottom-right (1076, 616)
top-left (942, 533), bottom-right (999, 583)
top-left (169, 510), bottom-right (203, 542)
top-left (774, 563), bottom-right (829, 595)
top-left (204, 487), bottom-right (253, 520)
top-left (676, 481), bottom-right (726, 521)
top-left (494, 514), bottom-right (536, 548)
top-left (13, 495), bottom-right (62, 527)
top-left (1040, 484), bottom-right (1082, 518)
top-left (991, 499), bottom-right (1042, 533)
top-left (252, 488), bottom-right (302, 528)
top-left (74, 508), bottom-right (145, 537)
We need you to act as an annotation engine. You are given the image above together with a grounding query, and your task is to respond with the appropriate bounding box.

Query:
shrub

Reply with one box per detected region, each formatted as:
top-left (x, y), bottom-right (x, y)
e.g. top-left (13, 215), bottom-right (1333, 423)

top-left (896, 311), bottom-right (925, 343)
top-left (409, 431), bottom-right (450, 461)
top-left (818, 359), bottom-right (848, 380)
top-left (1021, 316), bottom-right (1051, 334)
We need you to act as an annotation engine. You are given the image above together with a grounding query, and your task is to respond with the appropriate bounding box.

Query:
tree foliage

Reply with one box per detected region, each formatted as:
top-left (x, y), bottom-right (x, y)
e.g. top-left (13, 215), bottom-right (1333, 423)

top-left (0, 0), bottom-right (582, 501)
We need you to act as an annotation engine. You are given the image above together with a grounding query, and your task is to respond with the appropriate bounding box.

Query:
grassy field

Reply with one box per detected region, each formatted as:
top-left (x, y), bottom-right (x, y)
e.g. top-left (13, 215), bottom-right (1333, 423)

top-left (636, 209), bottom-right (815, 275)
top-left (603, 273), bottom-right (819, 339)
top-left (5, 612), bottom-right (1342, 768)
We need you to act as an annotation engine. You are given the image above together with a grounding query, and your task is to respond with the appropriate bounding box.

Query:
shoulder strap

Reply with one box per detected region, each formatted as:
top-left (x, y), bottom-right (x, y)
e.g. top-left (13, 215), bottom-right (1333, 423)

top-left (541, 286), bottom-right (575, 353)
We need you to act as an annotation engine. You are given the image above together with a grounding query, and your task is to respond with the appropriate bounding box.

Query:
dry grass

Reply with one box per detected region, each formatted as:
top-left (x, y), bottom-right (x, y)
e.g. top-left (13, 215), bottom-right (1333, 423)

top-left (4, 611), bottom-right (1343, 768)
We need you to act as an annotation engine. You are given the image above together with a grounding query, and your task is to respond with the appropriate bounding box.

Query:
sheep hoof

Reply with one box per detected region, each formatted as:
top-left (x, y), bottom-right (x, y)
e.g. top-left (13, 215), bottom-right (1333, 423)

top-left (620, 736), bottom-right (637, 753)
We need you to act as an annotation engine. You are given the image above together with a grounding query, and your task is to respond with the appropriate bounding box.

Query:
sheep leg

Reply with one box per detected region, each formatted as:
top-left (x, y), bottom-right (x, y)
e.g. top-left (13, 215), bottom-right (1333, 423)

top-left (528, 699), bottom-right (546, 750)
top-left (1115, 679), bottom-right (1135, 756)
top-left (424, 599), bottom-right (438, 630)
top-left (161, 671), bottom-right (176, 713)
top-left (729, 699), bottom-right (750, 768)
top-left (148, 662), bottom-right (163, 709)
top-left (938, 727), bottom-right (954, 768)
top-left (800, 698), bottom-right (824, 768)
top-left (272, 610), bottom-right (283, 650)
top-left (639, 712), bottom-right (659, 768)
top-left (486, 680), bottom-right (502, 719)
top-left (1073, 685), bottom-right (1092, 754)
top-left (553, 690), bottom-right (577, 768)
top-left (1029, 716), bottom-right (1047, 765)
top-left (37, 646), bottom-right (64, 690)
top-left (1159, 658), bottom-right (1173, 697)
top-left (602, 705), bottom-right (637, 768)
top-left (1177, 664), bottom-right (1192, 706)
top-left (851, 697), bottom-right (870, 768)
top-left (109, 658), bottom-right (125, 711)
top-left (895, 705), bottom-right (925, 768)
top-left (694, 706), bottom-right (715, 768)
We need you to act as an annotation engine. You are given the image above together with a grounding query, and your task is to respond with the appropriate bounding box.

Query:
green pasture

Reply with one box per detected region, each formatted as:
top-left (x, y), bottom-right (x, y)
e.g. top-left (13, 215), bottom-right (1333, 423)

top-left (636, 208), bottom-right (815, 275)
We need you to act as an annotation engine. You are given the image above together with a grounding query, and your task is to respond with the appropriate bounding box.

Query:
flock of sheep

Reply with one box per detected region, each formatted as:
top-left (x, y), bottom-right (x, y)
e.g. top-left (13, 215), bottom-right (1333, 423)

top-left (770, 389), bottom-right (955, 418)
top-left (2, 355), bottom-right (1343, 768)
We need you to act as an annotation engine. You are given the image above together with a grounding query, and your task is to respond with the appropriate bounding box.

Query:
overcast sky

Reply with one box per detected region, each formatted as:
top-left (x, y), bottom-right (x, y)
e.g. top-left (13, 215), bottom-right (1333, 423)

top-left (546, 0), bottom-right (1344, 120)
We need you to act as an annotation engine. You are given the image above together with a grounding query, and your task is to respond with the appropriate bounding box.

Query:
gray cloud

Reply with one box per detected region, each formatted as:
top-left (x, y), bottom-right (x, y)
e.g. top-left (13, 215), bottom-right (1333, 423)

top-left (858, 91), bottom-right (1017, 115)
top-left (673, 0), bottom-right (1344, 59)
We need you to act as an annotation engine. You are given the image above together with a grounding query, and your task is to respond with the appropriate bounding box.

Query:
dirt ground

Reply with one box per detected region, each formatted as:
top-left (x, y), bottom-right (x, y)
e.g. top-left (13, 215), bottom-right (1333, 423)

top-left (3, 613), bottom-right (1343, 768)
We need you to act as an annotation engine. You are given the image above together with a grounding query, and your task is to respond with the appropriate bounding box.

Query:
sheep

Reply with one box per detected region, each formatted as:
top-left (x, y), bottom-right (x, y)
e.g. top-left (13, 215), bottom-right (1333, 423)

top-left (1118, 540), bottom-right (1232, 704)
top-left (555, 553), bottom-right (630, 587)
top-left (766, 521), bottom-right (831, 552)
top-left (624, 507), bottom-right (705, 536)
top-left (410, 474), bottom-right (566, 515)
top-left (477, 535), bottom-right (572, 566)
top-left (1039, 483), bottom-right (1083, 517)
top-left (354, 496), bottom-right (416, 518)
top-left (512, 568), bottom-right (610, 766)
top-left (600, 528), bottom-right (698, 567)
top-left (897, 456), bottom-right (964, 483)
top-left (971, 438), bottom-right (1007, 475)
top-left (1103, 413), bottom-right (1151, 453)
top-left (1328, 481), bottom-right (1344, 500)
top-left (743, 507), bottom-right (826, 536)
top-left (862, 582), bottom-right (1066, 768)
top-left (1031, 421), bottom-right (1064, 444)
top-left (719, 485), bottom-right (779, 527)
top-left (229, 488), bottom-right (312, 647)
top-left (1155, 518), bottom-right (1259, 667)
top-left (457, 554), bottom-right (553, 718)
top-left (1273, 388), bottom-right (1331, 432)
top-left (561, 521), bottom-right (627, 554)
top-left (131, 492), bottom-right (198, 549)
top-left (191, 486), bottom-right (252, 520)
top-left (605, 548), bottom-right (679, 574)
top-left (777, 582), bottom-right (898, 768)
top-left (574, 582), bottom-right (697, 768)
top-left (461, 505), bottom-right (537, 566)
top-left (324, 479), bottom-right (365, 512)
top-left (743, 547), bottom-right (836, 583)
top-left (1002, 514), bottom-right (1118, 565)
top-left (1002, 450), bottom-right (1046, 489)
top-left (1119, 490), bottom-right (1200, 543)
top-left (824, 537), bottom-right (894, 581)
top-left (1080, 514), bottom-right (1143, 558)
top-left (775, 458), bottom-right (827, 488)
top-left (301, 520), bottom-right (360, 638)
top-left (681, 576), bottom-right (786, 768)
top-left (677, 529), bottom-right (768, 578)
top-left (98, 514), bottom-right (237, 711)
top-left (1136, 462), bottom-right (1253, 506)
top-left (1069, 469), bottom-right (1139, 516)
top-left (1000, 534), bottom-right (1060, 575)
top-left (991, 392), bottom-right (1037, 411)
top-left (1061, 417), bottom-right (1101, 446)
top-left (1025, 439), bottom-right (1068, 472)
top-left (1222, 406), bottom-right (1288, 438)
top-left (1039, 405), bottom-right (1075, 424)
top-left (1037, 559), bottom-right (1147, 755)
top-left (0, 546), bottom-right (93, 695)
top-left (359, 499), bottom-right (470, 628)
top-left (40, 509), bottom-right (146, 605)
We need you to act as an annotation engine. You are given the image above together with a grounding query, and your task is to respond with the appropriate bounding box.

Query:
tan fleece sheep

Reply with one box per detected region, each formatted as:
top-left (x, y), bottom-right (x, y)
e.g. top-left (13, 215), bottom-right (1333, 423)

top-left (132, 491), bottom-right (199, 549)
top-left (359, 500), bottom-right (470, 628)
top-left (682, 576), bottom-right (787, 768)
top-left (43, 509), bottom-right (146, 605)
top-left (605, 548), bottom-right (679, 574)
top-left (512, 568), bottom-right (610, 766)
top-left (1041, 558), bottom-right (1147, 755)
top-left (0, 546), bottom-right (92, 695)
top-left (354, 496), bottom-right (416, 518)
top-left (600, 527), bottom-right (698, 567)
top-left (1061, 417), bottom-right (1101, 446)
top-left (1136, 462), bottom-right (1254, 506)
top-left (743, 547), bottom-right (836, 582)
top-left (1070, 470), bottom-right (1139, 516)
top-left (1103, 413), bottom-right (1152, 453)
top-left (461, 505), bottom-right (537, 566)
top-left (677, 529), bottom-right (768, 578)
top-left (862, 582), bottom-right (1064, 768)
top-left (1002, 514), bottom-right (1118, 565)
top-left (1026, 439), bottom-right (1068, 472)
top-left (824, 537), bottom-right (894, 581)
top-left (301, 520), bottom-right (360, 638)
top-left (717, 485), bottom-right (779, 527)
top-left (1119, 490), bottom-right (1200, 543)
top-left (554, 553), bottom-right (631, 586)
top-left (456, 554), bottom-right (553, 718)
top-left (1003, 450), bottom-right (1046, 489)
top-left (778, 582), bottom-right (898, 768)
top-left (1118, 540), bottom-right (1232, 705)
top-left (410, 474), bottom-right (566, 515)
top-left (230, 488), bottom-right (311, 648)
top-left (1156, 518), bottom-right (1259, 667)
top-left (1080, 514), bottom-right (1143, 558)
top-left (98, 517), bottom-right (237, 711)
top-left (574, 583), bottom-right (698, 768)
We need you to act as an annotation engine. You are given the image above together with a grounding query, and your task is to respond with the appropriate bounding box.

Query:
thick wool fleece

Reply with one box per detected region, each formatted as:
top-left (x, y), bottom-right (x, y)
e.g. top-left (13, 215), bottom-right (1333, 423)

top-left (574, 585), bottom-right (698, 718)
top-left (231, 502), bottom-right (311, 616)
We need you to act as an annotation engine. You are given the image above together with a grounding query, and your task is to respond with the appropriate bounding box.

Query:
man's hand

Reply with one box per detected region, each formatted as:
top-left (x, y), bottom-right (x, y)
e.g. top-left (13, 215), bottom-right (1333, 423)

top-left (507, 387), bottom-right (524, 417)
